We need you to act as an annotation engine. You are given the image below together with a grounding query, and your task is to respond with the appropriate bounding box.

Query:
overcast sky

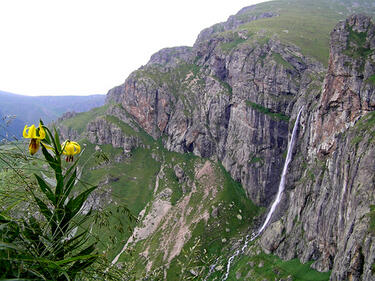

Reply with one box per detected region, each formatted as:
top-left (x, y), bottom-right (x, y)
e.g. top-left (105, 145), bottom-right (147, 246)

top-left (0, 0), bottom-right (268, 96)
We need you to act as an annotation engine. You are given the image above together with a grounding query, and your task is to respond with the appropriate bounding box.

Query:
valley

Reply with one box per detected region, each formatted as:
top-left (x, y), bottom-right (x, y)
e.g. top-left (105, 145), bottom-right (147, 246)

top-left (2, 0), bottom-right (375, 280)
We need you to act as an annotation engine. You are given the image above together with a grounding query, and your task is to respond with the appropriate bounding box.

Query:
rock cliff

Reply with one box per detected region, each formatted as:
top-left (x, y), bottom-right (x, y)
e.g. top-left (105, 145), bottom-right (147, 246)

top-left (260, 14), bottom-right (375, 281)
top-left (106, 29), bottom-right (324, 207)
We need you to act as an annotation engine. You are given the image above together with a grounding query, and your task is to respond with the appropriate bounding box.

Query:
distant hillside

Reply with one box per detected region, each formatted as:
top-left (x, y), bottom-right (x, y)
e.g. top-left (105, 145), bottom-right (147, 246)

top-left (0, 90), bottom-right (105, 140)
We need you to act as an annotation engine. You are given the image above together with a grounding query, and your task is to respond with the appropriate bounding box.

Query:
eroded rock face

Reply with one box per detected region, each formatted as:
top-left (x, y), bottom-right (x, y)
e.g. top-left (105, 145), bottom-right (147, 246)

top-left (313, 14), bottom-right (375, 155)
top-left (55, 112), bottom-right (80, 140)
top-left (108, 33), bottom-right (322, 206)
top-left (194, 6), bottom-right (277, 44)
top-left (262, 14), bottom-right (375, 281)
top-left (106, 84), bottom-right (125, 104)
top-left (87, 117), bottom-right (141, 153)
top-left (147, 46), bottom-right (192, 68)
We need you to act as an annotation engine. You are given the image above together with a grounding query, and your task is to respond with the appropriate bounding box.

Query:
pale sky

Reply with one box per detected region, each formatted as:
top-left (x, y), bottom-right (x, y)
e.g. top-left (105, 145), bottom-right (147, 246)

top-left (0, 0), bottom-right (268, 96)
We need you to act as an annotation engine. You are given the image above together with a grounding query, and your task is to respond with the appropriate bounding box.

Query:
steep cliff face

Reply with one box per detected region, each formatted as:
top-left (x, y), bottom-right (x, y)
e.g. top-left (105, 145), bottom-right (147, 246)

top-left (260, 14), bottom-right (375, 281)
top-left (313, 14), bottom-right (375, 155)
top-left (86, 117), bottom-right (141, 153)
top-left (107, 30), bottom-right (323, 206)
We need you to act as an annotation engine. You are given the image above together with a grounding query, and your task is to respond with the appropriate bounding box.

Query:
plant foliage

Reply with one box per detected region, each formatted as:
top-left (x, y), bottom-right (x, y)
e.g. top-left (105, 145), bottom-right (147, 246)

top-left (0, 122), bottom-right (99, 280)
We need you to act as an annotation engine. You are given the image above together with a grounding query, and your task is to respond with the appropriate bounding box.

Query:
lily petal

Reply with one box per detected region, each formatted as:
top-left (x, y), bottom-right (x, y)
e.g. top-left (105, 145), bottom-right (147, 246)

top-left (37, 124), bottom-right (46, 140)
top-left (28, 125), bottom-right (37, 139)
top-left (23, 123), bottom-right (46, 140)
top-left (72, 142), bottom-right (81, 155)
top-left (23, 125), bottom-right (28, 138)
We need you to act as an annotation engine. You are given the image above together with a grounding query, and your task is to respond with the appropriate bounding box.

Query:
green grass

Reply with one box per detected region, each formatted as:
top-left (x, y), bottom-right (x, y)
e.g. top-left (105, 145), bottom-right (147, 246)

top-left (156, 148), bottom-right (200, 205)
top-left (79, 143), bottom-right (160, 214)
top-left (135, 63), bottom-right (201, 91)
top-left (211, 0), bottom-right (375, 65)
top-left (246, 101), bottom-right (290, 121)
top-left (249, 156), bottom-right (263, 165)
top-left (110, 150), bottom-right (261, 279)
top-left (351, 111), bottom-right (375, 144)
top-left (61, 104), bottom-right (109, 134)
top-left (235, 0), bottom-right (344, 65)
top-left (344, 26), bottom-right (372, 59)
top-left (220, 34), bottom-right (247, 52)
top-left (366, 74), bottom-right (375, 86)
top-left (368, 205), bottom-right (375, 234)
top-left (272, 53), bottom-right (295, 70)
top-left (351, 135), bottom-right (364, 146)
top-left (222, 250), bottom-right (331, 281)
top-left (134, 62), bottom-right (205, 119)
top-left (211, 75), bottom-right (233, 96)
top-left (76, 140), bottom-right (161, 258)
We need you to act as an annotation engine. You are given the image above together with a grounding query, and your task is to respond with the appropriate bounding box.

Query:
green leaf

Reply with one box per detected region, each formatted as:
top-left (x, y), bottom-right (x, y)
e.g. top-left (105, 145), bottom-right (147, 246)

top-left (68, 253), bottom-right (97, 279)
top-left (33, 196), bottom-right (53, 222)
top-left (0, 213), bottom-right (11, 223)
top-left (41, 145), bottom-right (59, 173)
top-left (54, 127), bottom-right (61, 153)
top-left (28, 216), bottom-right (43, 234)
top-left (65, 158), bottom-right (80, 178)
top-left (55, 177), bottom-right (64, 203)
top-left (61, 169), bottom-right (77, 204)
top-left (55, 252), bottom-right (98, 266)
top-left (40, 119), bottom-right (52, 145)
top-left (0, 241), bottom-right (20, 251)
top-left (63, 231), bottom-right (88, 253)
top-left (42, 125), bottom-right (59, 155)
top-left (66, 186), bottom-right (97, 219)
top-left (1, 278), bottom-right (35, 281)
top-left (34, 174), bottom-right (56, 204)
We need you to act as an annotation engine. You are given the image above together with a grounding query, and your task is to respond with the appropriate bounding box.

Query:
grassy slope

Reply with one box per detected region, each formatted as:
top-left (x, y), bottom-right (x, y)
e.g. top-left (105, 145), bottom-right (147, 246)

top-left (216, 0), bottom-right (375, 65)
top-left (79, 142), bottom-right (160, 258)
top-left (60, 104), bottom-right (109, 135)
top-left (222, 248), bottom-right (331, 281)
top-left (114, 150), bottom-right (261, 279)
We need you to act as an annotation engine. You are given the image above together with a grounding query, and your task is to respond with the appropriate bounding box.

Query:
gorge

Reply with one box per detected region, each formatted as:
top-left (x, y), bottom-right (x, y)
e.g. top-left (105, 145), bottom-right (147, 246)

top-left (55, 0), bottom-right (375, 280)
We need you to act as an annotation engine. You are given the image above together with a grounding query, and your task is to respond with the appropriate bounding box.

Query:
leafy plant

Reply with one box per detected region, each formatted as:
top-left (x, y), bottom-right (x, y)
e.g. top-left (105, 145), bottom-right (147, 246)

top-left (0, 122), bottom-right (99, 280)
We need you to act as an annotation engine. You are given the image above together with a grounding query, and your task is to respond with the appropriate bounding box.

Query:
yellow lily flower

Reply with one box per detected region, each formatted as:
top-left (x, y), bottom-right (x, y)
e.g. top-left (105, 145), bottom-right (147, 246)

top-left (23, 123), bottom-right (46, 155)
top-left (62, 140), bottom-right (81, 162)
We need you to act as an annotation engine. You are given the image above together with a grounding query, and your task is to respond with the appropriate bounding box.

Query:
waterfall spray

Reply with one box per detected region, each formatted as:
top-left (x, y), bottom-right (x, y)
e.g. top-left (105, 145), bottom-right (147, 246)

top-left (221, 108), bottom-right (303, 280)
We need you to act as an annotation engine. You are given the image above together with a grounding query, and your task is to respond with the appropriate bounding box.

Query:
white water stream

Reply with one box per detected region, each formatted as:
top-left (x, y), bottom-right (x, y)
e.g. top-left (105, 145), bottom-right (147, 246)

top-left (220, 108), bottom-right (303, 280)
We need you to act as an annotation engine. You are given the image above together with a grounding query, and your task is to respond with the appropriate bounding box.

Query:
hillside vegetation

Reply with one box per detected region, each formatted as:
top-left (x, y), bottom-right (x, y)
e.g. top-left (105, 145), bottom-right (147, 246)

top-left (202, 0), bottom-right (375, 65)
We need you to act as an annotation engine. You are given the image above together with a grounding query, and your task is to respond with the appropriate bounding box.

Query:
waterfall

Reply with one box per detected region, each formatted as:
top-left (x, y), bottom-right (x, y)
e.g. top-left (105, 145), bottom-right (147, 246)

top-left (257, 107), bottom-right (303, 234)
top-left (221, 108), bottom-right (303, 280)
